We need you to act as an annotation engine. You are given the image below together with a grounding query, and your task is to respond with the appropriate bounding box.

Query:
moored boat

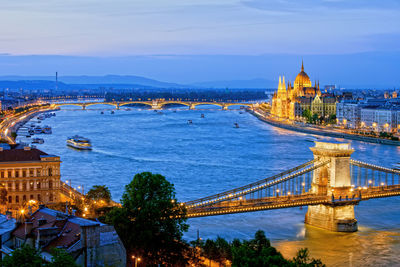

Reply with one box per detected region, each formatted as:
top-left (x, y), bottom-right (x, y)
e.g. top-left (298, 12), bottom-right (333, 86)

top-left (32, 138), bottom-right (44, 144)
top-left (42, 126), bottom-right (52, 134)
top-left (34, 126), bottom-right (42, 134)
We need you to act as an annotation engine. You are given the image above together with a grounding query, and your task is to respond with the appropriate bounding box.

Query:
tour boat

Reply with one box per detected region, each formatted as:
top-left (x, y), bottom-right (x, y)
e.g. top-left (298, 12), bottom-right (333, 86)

top-left (42, 126), bottom-right (52, 134)
top-left (34, 126), bottom-right (43, 134)
top-left (66, 135), bottom-right (92, 150)
top-left (32, 138), bottom-right (44, 144)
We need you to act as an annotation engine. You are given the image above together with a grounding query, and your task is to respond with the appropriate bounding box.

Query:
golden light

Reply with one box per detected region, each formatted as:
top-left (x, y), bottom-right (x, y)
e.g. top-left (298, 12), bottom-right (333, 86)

top-left (368, 180), bottom-right (372, 184)
top-left (132, 255), bottom-right (135, 259)
top-left (20, 209), bottom-right (25, 215)
top-left (381, 182), bottom-right (385, 186)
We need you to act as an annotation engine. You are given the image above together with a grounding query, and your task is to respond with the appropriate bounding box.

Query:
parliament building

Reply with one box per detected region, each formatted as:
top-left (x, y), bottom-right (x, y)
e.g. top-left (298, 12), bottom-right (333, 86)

top-left (271, 61), bottom-right (337, 121)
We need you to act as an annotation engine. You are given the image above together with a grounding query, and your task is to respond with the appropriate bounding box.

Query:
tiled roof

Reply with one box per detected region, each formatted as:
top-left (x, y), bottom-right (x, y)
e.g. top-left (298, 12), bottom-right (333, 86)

top-left (0, 148), bottom-right (49, 162)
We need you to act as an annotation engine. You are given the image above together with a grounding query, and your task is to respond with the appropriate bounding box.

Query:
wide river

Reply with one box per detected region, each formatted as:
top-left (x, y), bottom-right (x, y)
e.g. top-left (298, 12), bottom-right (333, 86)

top-left (18, 105), bottom-right (400, 266)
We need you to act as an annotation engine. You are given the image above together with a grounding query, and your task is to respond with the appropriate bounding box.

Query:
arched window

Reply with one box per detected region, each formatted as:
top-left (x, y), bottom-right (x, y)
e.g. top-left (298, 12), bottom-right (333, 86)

top-left (23, 195), bottom-right (26, 202)
top-left (48, 168), bottom-right (53, 176)
top-left (30, 194), bottom-right (34, 200)
top-left (8, 196), bottom-right (11, 203)
top-left (15, 196), bottom-right (19, 203)
top-left (37, 194), bottom-right (41, 202)
top-left (37, 181), bottom-right (41, 189)
top-left (48, 180), bottom-right (53, 189)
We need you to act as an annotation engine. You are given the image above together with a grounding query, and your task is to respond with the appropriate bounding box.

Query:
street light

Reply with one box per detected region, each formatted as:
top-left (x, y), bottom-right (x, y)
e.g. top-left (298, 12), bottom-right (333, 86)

top-left (131, 256), bottom-right (141, 267)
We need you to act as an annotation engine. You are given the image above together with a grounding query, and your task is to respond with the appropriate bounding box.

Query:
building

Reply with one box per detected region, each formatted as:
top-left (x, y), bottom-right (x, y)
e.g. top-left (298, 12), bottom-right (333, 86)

top-left (336, 101), bottom-right (361, 128)
top-left (4, 206), bottom-right (126, 266)
top-left (271, 61), bottom-right (337, 121)
top-left (360, 107), bottom-right (398, 132)
top-left (0, 145), bottom-right (61, 210)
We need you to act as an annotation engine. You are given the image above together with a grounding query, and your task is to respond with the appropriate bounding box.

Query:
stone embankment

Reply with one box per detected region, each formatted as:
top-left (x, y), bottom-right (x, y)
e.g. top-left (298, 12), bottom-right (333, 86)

top-left (249, 109), bottom-right (400, 146)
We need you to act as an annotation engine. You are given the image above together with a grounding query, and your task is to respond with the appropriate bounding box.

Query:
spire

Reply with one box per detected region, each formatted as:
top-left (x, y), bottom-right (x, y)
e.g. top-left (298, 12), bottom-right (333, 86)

top-left (301, 60), bottom-right (304, 72)
top-left (278, 76), bottom-right (282, 90)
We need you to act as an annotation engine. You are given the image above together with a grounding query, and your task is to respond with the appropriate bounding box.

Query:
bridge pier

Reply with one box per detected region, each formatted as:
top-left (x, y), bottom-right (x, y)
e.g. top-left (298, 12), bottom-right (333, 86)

top-left (222, 104), bottom-right (228, 110)
top-left (82, 104), bottom-right (86, 110)
top-left (305, 142), bottom-right (357, 232)
top-left (189, 104), bottom-right (196, 110)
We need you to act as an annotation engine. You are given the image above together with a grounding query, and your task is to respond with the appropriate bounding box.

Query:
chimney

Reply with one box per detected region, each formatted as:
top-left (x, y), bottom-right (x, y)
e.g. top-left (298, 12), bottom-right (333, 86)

top-left (24, 221), bottom-right (33, 235)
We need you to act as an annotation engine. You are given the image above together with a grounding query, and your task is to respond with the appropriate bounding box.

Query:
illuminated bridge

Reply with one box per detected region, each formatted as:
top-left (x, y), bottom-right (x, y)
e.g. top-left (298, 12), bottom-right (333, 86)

top-left (184, 142), bottom-right (400, 232)
top-left (49, 100), bottom-right (256, 110)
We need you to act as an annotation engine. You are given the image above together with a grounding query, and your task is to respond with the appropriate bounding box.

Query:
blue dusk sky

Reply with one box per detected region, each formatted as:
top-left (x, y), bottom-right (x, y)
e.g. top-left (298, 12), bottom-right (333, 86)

top-left (0, 0), bottom-right (399, 88)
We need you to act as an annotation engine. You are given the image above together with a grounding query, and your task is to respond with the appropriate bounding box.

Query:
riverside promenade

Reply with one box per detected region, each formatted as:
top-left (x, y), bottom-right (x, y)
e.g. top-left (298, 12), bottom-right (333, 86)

top-left (250, 108), bottom-right (400, 146)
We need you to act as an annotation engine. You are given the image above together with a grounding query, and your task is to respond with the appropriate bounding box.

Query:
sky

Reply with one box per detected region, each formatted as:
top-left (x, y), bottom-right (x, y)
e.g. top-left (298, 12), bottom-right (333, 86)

top-left (0, 0), bottom-right (399, 87)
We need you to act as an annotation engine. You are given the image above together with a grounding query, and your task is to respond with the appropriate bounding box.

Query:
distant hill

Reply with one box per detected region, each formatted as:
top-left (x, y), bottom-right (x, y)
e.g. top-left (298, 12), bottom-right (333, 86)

top-left (0, 75), bottom-right (273, 90)
top-left (0, 75), bottom-right (187, 89)
top-left (191, 78), bottom-right (274, 89)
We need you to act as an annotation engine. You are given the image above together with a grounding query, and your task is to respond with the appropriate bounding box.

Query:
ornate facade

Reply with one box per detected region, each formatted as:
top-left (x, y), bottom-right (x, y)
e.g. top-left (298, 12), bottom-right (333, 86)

top-left (271, 61), bottom-right (337, 120)
top-left (0, 146), bottom-right (61, 210)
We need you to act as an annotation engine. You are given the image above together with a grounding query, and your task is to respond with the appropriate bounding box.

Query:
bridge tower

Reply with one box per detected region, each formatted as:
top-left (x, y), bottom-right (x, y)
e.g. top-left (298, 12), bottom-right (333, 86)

top-left (116, 102), bottom-right (120, 110)
top-left (151, 100), bottom-right (162, 110)
top-left (305, 142), bottom-right (357, 232)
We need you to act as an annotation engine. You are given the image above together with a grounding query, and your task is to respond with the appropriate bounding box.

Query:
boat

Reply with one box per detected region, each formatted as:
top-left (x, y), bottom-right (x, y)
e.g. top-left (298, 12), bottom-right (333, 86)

top-left (42, 126), bottom-right (52, 134)
top-left (393, 163), bottom-right (400, 171)
top-left (100, 111), bottom-right (104, 114)
top-left (66, 135), bottom-right (92, 150)
top-left (234, 122), bottom-right (239, 128)
top-left (32, 138), bottom-right (44, 144)
top-left (28, 129), bottom-right (35, 135)
top-left (37, 114), bottom-right (45, 120)
top-left (111, 111), bottom-right (114, 114)
top-left (201, 114), bottom-right (205, 118)
top-left (34, 126), bottom-right (43, 134)
top-left (187, 120), bottom-right (193, 124)
top-left (26, 135), bottom-right (31, 138)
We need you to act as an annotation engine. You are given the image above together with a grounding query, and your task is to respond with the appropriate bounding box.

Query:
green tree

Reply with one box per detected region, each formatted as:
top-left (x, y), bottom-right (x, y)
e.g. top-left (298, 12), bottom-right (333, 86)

top-left (47, 248), bottom-right (79, 267)
top-left (1, 245), bottom-right (44, 267)
top-left (105, 172), bottom-right (189, 266)
top-left (86, 185), bottom-right (112, 203)
top-left (292, 248), bottom-right (325, 267)
top-left (302, 109), bottom-right (312, 123)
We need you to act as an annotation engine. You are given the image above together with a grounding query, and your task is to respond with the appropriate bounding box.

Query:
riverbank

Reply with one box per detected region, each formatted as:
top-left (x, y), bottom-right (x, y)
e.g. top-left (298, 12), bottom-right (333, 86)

top-left (0, 106), bottom-right (58, 144)
top-left (249, 108), bottom-right (400, 146)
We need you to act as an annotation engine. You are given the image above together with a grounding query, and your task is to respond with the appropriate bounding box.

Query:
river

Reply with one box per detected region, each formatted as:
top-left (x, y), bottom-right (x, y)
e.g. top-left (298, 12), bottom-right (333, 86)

top-left (17, 105), bottom-right (400, 266)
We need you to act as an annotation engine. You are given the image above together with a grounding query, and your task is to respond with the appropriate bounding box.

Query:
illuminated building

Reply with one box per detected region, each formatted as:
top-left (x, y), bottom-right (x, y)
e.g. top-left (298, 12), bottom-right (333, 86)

top-left (271, 61), bottom-right (337, 120)
top-left (0, 145), bottom-right (61, 210)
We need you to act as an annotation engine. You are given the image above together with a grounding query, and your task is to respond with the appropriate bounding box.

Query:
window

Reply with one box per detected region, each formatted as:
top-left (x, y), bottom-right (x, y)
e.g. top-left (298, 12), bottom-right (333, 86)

top-left (30, 194), bottom-right (34, 200)
top-left (0, 171), bottom-right (4, 178)
top-left (15, 196), bottom-right (19, 203)
top-left (8, 196), bottom-right (11, 203)
top-left (37, 182), bottom-right (41, 189)
top-left (37, 194), bottom-right (41, 202)
top-left (23, 195), bottom-right (26, 202)
top-left (22, 170), bottom-right (26, 177)
top-left (7, 183), bottom-right (11, 190)
top-left (7, 171), bottom-right (11, 178)
top-left (48, 168), bottom-right (53, 176)
top-left (15, 182), bottom-right (19, 191)
top-left (49, 193), bottom-right (53, 202)
top-left (49, 180), bottom-right (53, 189)
top-left (37, 170), bottom-right (41, 176)
top-left (29, 169), bottom-right (34, 177)
top-left (22, 183), bottom-right (26, 191)
top-left (15, 170), bottom-right (19, 178)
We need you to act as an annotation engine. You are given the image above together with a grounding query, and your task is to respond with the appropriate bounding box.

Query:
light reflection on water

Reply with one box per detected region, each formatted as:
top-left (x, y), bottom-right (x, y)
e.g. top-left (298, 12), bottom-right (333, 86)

top-left (18, 105), bottom-right (400, 266)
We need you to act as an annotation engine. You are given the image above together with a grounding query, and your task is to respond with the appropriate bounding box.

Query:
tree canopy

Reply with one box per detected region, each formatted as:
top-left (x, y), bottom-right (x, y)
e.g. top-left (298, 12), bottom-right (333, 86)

top-left (105, 172), bottom-right (189, 266)
top-left (0, 245), bottom-right (78, 267)
top-left (86, 185), bottom-right (112, 203)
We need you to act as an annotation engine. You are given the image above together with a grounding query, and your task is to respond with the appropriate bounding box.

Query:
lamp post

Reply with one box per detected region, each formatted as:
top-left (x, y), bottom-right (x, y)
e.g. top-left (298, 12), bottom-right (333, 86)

top-left (131, 256), bottom-right (141, 267)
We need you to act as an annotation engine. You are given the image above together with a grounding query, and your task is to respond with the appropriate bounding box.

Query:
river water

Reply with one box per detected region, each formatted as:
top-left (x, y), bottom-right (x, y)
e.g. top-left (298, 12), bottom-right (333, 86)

top-left (17, 105), bottom-right (400, 266)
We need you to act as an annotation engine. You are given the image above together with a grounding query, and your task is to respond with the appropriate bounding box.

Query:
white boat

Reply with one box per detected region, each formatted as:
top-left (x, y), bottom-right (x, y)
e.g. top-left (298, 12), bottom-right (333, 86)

top-left (32, 138), bottom-right (44, 144)
top-left (34, 126), bottom-right (42, 134)
top-left (42, 126), bottom-right (52, 134)
top-left (66, 135), bottom-right (92, 150)
top-left (37, 114), bottom-right (45, 120)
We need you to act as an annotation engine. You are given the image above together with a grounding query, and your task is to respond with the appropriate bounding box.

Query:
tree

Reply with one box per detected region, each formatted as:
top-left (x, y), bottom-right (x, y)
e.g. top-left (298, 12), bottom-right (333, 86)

top-left (1, 245), bottom-right (44, 267)
top-left (1, 245), bottom-right (78, 267)
top-left (302, 109), bottom-right (312, 123)
top-left (86, 185), bottom-right (112, 203)
top-left (105, 172), bottom-right (189, 266)
top-left (292, 248), bottom-right (325, 267)
top-left (47, 248), bottom-right (79, 267)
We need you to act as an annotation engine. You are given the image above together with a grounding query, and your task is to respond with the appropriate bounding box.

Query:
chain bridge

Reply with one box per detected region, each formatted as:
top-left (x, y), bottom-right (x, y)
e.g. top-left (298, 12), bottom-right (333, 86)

top-left (184, 142), bottom-right (400, 232)
top-left (50, 100), bottom-right (255, 110)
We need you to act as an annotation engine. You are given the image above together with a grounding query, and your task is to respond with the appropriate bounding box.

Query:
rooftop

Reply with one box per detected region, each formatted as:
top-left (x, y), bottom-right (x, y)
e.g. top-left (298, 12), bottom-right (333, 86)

top-left (0, 147), bottom-right (58, 162)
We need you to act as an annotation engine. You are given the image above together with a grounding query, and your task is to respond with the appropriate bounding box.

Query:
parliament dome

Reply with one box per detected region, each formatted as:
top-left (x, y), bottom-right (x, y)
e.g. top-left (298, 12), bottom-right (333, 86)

top-left (294, 61), bottom-right (312, 89)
